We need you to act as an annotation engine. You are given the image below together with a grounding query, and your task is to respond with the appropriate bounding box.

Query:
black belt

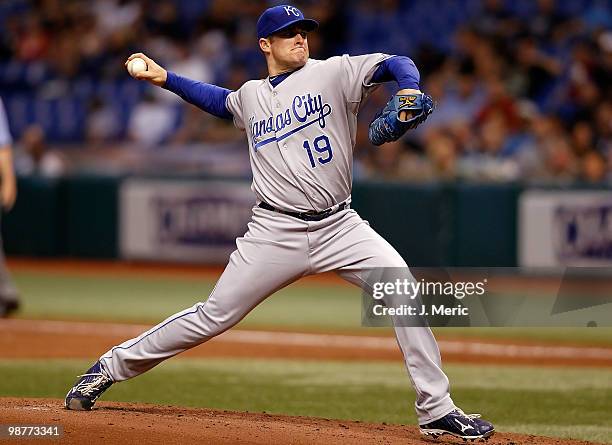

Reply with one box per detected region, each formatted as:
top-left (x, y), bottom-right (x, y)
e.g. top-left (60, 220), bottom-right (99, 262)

top-left (258, 201), bottom-right (349, 221)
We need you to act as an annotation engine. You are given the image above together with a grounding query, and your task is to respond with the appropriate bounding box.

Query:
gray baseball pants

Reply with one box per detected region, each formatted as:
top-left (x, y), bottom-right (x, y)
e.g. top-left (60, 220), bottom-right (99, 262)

top-left (100, 206), bottom-right (455, 424)
top-left (0, 212), bottom-right (19, 305)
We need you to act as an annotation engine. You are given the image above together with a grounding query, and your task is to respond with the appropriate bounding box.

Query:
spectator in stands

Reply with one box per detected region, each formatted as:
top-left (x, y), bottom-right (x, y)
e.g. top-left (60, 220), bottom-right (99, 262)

top-left (196, 30), bottom-right (232, 81)
top-left (86, 97), bottom-right (122, 146)
top-left (420, 64), bottom-right (484, 135)
top-left (0, 97), bottom-right (20, 317)
top-left (127, 91), bottom-right (177, 148)
top-left (538, 135), bottom-right (578, 183)
top-left (571, 121), bottom-right (596, 159)
top-left (15, 12), bottom-right (48, 62)
top-left (143, 0), bottom-right (186, 42)
top-left (479, 112), bottom-right (514, 158)
top-left (425, 132), bottom-right (459, 181)
top-left (475, 0), bottom-right (521, 40)
top-left (155, 43), bottom-right (214, 104)
top-left (362, 140), bottom-right (416, 181)
top-left (475, 77), bottom-right (521, 133)
top-left (594, 100), bottom-right (612, 153)
top-left (527, 0), bottom-right (575, 44)
top-left (14, 124), bottom-right (66, 177)
top-left (93, 0), bottom-right (142, 38)
top-left (512, 35), bottom-right (561, 106)
top-left (580, 150), bottom-right (608, 183)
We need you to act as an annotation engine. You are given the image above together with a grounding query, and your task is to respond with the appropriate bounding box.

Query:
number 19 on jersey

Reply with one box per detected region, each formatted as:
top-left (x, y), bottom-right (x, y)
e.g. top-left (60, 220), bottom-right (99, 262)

top-left (303, 135), bottom-right (333, 168)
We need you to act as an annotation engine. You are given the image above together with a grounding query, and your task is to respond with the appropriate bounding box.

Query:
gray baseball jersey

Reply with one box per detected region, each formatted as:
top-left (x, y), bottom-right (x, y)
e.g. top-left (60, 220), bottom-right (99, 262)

top-left (99, 54), bottom-right (456, 425)
top-left (226, 54), bottom-right (390, 212)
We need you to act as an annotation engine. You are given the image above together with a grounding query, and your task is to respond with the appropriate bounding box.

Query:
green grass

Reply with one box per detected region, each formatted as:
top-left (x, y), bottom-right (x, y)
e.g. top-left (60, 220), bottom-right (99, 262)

top-left (12, 270), bottom-right (612, 345)
top-left (12, 270), bottom-right (362, 329)
top-left (1, 359), bottom-right (610, 443)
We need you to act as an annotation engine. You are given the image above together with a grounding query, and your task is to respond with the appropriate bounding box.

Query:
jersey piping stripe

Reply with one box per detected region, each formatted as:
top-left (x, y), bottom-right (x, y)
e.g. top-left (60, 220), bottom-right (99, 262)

top-left (100, 300), bottom-right (211, 359)
top-left (253, 105), bottom-right (332, 151)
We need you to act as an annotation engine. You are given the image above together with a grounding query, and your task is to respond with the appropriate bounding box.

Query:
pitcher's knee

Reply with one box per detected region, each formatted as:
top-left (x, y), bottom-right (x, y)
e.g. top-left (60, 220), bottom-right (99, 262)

top-left (196, 302), bottom-right (244, 337)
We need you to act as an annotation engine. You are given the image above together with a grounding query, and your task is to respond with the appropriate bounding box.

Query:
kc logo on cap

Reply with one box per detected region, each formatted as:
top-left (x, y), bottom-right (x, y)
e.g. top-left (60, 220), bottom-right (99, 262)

top-left (283, 6), bottom-right (300, 16)
top-left (257, 4), bottom-right (319, 39)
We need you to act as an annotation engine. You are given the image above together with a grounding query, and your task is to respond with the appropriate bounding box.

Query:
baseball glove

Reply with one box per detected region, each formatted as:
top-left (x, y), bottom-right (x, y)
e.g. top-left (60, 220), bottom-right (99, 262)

top-left (368, 92), bottom-right (434, 146)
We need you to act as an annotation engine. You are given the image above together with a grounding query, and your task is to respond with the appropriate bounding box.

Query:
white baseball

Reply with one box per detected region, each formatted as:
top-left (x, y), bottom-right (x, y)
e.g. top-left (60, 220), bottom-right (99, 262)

top-left (127, 57), bottom-right (147, 77)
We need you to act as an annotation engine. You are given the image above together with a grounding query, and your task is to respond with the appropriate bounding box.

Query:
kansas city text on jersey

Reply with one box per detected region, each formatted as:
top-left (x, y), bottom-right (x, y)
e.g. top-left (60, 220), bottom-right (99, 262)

top-left (249, 92), bottom-right (332, 151)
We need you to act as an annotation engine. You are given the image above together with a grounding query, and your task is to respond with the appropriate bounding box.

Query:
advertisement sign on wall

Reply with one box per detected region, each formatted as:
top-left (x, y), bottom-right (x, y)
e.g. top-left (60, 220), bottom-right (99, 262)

top-left (120, 179), bottom-right (254, 263)
top-left (519, 191), bottom-right (612, 267)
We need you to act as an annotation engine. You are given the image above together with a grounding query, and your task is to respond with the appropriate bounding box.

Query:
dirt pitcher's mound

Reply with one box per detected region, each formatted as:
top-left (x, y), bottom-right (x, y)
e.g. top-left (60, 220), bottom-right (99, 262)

top-left (0, 398), bottom-right (603, 445)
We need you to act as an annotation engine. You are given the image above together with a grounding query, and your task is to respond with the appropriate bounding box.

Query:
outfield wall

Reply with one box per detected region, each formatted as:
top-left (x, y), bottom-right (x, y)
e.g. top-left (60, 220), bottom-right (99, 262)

top-left (4, 175), bottom-right (611, 267)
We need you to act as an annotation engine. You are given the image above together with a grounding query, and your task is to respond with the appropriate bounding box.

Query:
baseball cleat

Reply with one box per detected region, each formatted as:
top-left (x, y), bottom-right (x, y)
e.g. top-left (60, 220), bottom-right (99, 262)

top-left (0, 299), bottom-right (19, 318)
top-left (65, 361), bottom-right (114, 411)
top-left (419, 408), bottom-right (495, 441)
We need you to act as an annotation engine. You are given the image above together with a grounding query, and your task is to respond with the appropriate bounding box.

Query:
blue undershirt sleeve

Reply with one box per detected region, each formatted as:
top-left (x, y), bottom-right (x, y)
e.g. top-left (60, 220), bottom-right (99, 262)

top-left (162, 71), bottom-right (233, 120)
top-left (371, 56), bottom-right (420, 90)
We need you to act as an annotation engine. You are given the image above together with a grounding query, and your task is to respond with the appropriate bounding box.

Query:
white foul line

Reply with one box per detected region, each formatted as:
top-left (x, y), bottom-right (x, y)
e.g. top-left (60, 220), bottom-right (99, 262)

top-left (1, 318), bottom-right (611, 361)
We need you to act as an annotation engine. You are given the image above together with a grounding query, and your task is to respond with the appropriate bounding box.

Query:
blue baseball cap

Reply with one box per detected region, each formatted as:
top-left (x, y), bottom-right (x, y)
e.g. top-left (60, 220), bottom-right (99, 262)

top-left (257, 5), bottom-right (318, 39)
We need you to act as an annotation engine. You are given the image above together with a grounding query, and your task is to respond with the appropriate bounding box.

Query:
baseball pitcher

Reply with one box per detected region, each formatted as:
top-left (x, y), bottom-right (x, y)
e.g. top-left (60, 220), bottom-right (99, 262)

top-left (66, 5), bottom-right (494, 441)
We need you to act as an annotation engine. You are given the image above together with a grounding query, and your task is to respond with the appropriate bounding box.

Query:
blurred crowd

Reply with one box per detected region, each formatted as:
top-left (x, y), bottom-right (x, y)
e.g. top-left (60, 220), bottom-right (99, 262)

top-left (0, 0), bottom-right (610, 184)
top-left (357, 0), bottom-right (612, 184)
